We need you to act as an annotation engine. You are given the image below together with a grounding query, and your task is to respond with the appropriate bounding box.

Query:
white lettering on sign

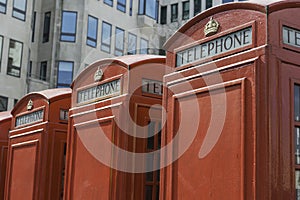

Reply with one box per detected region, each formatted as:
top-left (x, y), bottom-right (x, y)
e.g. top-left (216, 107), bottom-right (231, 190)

top-left (176, 27), bottom-right (253, 67)
top-left (283, 26), bottom-right (300, 48)
top-left (60, 109), bottom-right (69, 121)
top-left (77, 79), bottom-right (121, 104)
top-left (15, 109), bottom-right (44, 127)
top-left (142, 79), bottom-right (163, 95)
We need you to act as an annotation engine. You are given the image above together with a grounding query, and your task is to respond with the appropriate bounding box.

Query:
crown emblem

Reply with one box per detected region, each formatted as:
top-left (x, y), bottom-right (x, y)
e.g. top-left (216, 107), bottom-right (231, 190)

top-left (27, 99), bottom-right (33, 110)
top-left (204, 17), bottom-right (219, 37)
top-left (94, 67), bottom-right (103, 82)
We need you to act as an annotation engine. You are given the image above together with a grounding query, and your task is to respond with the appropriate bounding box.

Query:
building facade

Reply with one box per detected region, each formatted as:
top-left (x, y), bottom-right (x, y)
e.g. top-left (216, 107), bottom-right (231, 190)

top-left (0, 0), bottom-right (246, 111)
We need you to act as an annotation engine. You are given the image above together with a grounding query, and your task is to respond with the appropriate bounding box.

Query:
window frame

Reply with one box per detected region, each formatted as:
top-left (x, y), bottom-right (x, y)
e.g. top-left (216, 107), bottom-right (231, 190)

top-left (117, 0), bottom-right (126, 13)
top-left (57, 61), bottom-right (74, 88)
top-left (0, 95), bottom-right (8, 112)
top-left (114, 27), bottom-right (125, 56)
top-left (171, 3), bottom-right (178, 22)
top-left (40, 61), bottom-right (47, 81)
top-left (140, 37), bottom-right (149, 54)
top-left (7, 39), bottom-right (23, 78)
top-left (86, 15), bottom-right (98, 48)
top-left (60, 11), bottom-right (77, 42)
top-left (194, 0), bottom-right (201, 16)
top-left (160, 6), bottom-right (167, 25)
top-left (0, 0), bottom-right (7, 14)
top-left (12, 0), bottom-right (27, 21)
top-left (101, 21), bottom-right (112, 53)
top-left (127, 33), bottom-right (137, 55)
top-left (138, 0), bottom-right (158, 20)
top-left (43, 11), bottom-right (51, 43)
top-left (182, 1), bottom-right (190, 20)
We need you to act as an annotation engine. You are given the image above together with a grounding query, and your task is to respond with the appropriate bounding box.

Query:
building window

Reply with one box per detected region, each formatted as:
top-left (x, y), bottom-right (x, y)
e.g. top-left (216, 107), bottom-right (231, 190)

top-left (0, 35), bottom-right (3, 70)
top-left (28, 60), bottom-right (32, 77)
top-left (144, 120), bottom-right (161, 200)
top-left (115, 27), bottom-right (124, 56)
top-left (222, 0), bottom-right (233, 3)
top-left (101, 21), bottom-right (112, 53)
top-left (206, 0), bottom-right (212, 9)
top-left (60, 11), bottom-right (77, 42)
top-left (87, 15), bottom-right (98, 48)
top-left (117, 0), bottom-right (126, 12)
top-left (182, 1), bottom-right (189, 20)
top-left (139, 0), bottom-right (158, 20)
top-left (104, 0), bottom-right (113, 7)
top-left (14, 99), bottom-right (18, 105)
top-left (128, 33), bottom-right (137, 55)
top-left (40, 61), bottom-right (47, 81)
top-left (129, 0), bottom-right (133, 16)
top-left (0, 96), bottom-right (8, 111)
top-left (43, 12), bottom-right (51, 43)
top-left (31, 12), bottom-right (36, 42)
top-left (194, 0), bottom-right (201, 16)
top-left (140, 38), bottom-right (148, 54)
top-left (160, 6), bottom-right (167, 25)
top-left (7, 39), bottom-right (23, 77)
top-left (57, 61), bottom-right (73, 88)
top-left (12, 0), bottom-right (27, 21)
top-left (0, 0), bottom-right (6, 14)
top-left (171, 3), bottom-right (178, 22)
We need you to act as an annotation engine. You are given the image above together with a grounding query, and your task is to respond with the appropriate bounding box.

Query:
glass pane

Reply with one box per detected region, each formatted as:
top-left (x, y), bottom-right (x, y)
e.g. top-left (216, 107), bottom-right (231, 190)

top-left (147, 121), bottom-right (155, 150)
top-left (138, 0), bottom-right (144, 14)
top-left (160, 6), bottom-right (167, 24)
top-left (101, 22), bottom-right (111, 45)
top-left (222, 0), bottom-right (234, 3)
top-left (61, 11), bottom-right (77, 34)
top-left (0, 0), bottom-right (6, 13)
top-left (40, 62), bottom-right (47, 81)
top-left (128, 33), bottom-right (137, 54)
top-left (206, 0), bottom-right (212, 9)
top-left (14, 0), bottom-right (26, 11)
top-left (146, 0), bottom-right (156, 19)
top-left (58, 61), bottom-right (73, 87)
top-left (104, 0), bottom-right (113, 6)
top-left (295, 85), bottom-right (300, 121)
top-left (87, 16), bottom-right (98, 47)
top-left (115, 28), bottom-right (124, 55)
top-left (140, 38), bottom-right (148, 54)
top-left (156, 170), bottom-right (160, 182)
top-left (156, 185), bottom-right (159, 200)
top-left (295, 127), bottom-right (300, 165)
top-left (0, 96), bottom-right (8, 111)
top-left (146, 172), bottom-right (153, 182)
top-left (182, 1), bottom-right (189, 20)
top-left (145, 185), bottom-right (152, 200)
top-left (194, 0), bottom-right (201, 15)
top-left (8, 40), bottom-right (22, 76)
top-left (13, 10), bottom-right (25, 20)
top-left (296, 170), bottom-right (300, 200)
top-left (43, 12), bottom-right (51, 43)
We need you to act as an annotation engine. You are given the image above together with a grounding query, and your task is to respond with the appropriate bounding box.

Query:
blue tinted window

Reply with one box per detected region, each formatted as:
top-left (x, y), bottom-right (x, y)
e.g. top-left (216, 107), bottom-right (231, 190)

top-left (87, 15), bottom-right (98, 47)
top-left (140, 38), bottom-right (148, 54)
top-left (0, 0), bottom-right (7, 13)
top-left (57, 61), bottom-right (73, 88)
top-left (222, 0), bottom-right (233, 3)
top-left (139, 0), bottom-right (157, 19)
top-left (117, 0), bottom-right (126, 12)
top-left (12, 0), bottom-right (27, 21)
top-left (101, 22), bottom-right (112, 53)
top-left (129, 0), bottom-right (133, 16)
top-left (115, 27), bottom-right (124, 56)
top-left (61, 11), bottom-right (77, 42)
top-left (104, 0), bottom-right (113, 6)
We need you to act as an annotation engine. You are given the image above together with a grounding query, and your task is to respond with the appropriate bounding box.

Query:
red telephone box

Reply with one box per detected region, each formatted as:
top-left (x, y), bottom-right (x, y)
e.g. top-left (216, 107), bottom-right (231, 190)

top-left (4, 88), bottom-right (71, 200)
top-left (161, 1), bottom-right (300, 199)
top-left (64, 55), bottom-right (165, 200)
top-left (0, 111), bottom-right (11, 199)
